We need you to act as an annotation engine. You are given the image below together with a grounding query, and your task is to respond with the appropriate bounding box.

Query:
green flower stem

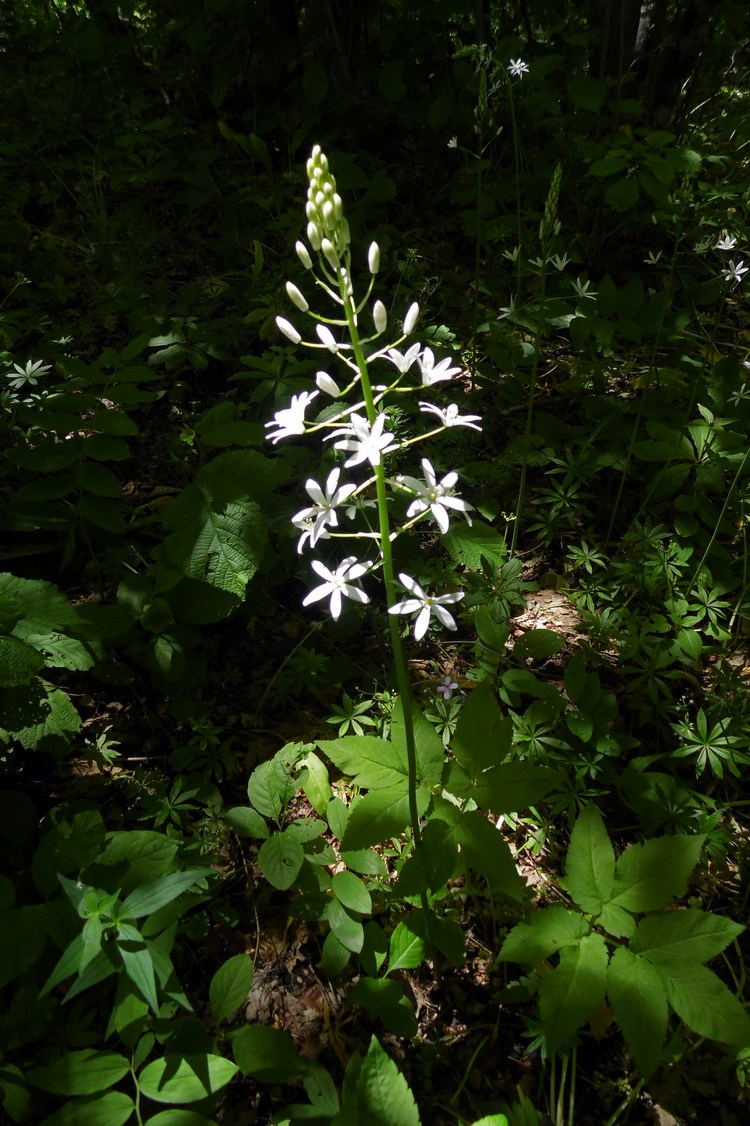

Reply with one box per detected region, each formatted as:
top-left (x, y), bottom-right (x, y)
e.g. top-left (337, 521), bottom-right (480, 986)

top-left (337, 264), bottom-right (434, 932)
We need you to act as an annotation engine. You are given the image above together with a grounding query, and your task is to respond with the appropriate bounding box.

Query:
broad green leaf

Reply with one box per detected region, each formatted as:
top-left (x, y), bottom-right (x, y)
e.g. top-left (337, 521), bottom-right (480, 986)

top-left (120, 868), bottom-right (212, 918)
top-left (326, 897), bottom-right (364, 953)
top-left (469, 1118), bottom-right (509, 1126)
top-left (390, 697), bottom-right (444, 788)
top-left (28, 1049), bottom-right (129, 1096)
top-left (76, 494), bottom-right (127, 533)
top-left (388, 921), bottom-right (425, 974)
top-left (223, 806), bottom-right (269, 839)
top-left (607, 946), bottom-right (667, 1079)
top-left (360, 921), bottom-right (388, 977)
top-left (322, 930), bottom-right (351, 976)
top-left (452, 680), bottom-right (512, 777)
top-left (431, 800), bottom-right (523, 899)
top-left (117, 924), bottom-right (159, 1013)
top-left (0, 635), bottom-right (44, 686)
top-left (75, 461), bottom-right (123, 497)
top-left (443, 523), bottom-right (508, 569)
top-left (341, 787), bottom-right (427, 851)
top-left (209, 954), bottom-right (253, 1023)
top-left (562, 805), bottom-right (615, 914)
top-left (90, 830), bottom-right (179, 892)
top-left (397, 818), bottom-right (457, 896)
top-left (258, 831), bottom-right (305, 890)
top-left (334, 1036), bottom-right (420, 1124)
top-left (137, 1055), bottom-right (238, 1103)
top-left (657, 961), bottom-right (750, 1046)
top-left (33, 809), bottom-right (106, 896)
top-left (316, 735), bottom-right (406, 790)
top-left (332, 870), bottom-right (372, 915)
top-left (346, 980), bottom-right (417, 1039)
top-left (512, 629), bottom-right (566, 661)
top-left (230, 1025), bottom-right (301, 1082)
top-left (40, 1091), bottom-right (134, 1126)
top-left (498, 907), bottom-right (589, 965)
top-left (0, 1063), bottom-right (30, 1123)
top-left (298, 750), bottom-right (332, 815)
top-left (145, 1113), bottom-right (216, 1126)
top-left (538, 934), bottom-right (609, 1055)
top-left (631, 908), bottom-right (744, 965)
top-left (246, 758), bottom-right (293, 821)
top-left (0, 681), bottom-right (80, 751)
top-left (611, 833), bottom-right (705, 913)
top-left (471, 762), bottom-right (559, 814)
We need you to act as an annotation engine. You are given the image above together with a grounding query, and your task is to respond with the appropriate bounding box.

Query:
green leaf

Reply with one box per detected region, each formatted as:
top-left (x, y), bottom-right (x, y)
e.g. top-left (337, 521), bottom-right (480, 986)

top-left (145, 1113), bottom-right (216, 1126)
top-left (327, 897), bottom-right (364, 953)
top-left (40, 1091), bottom-right (134, 1126)
top-left (605, 176), bottom-right (639, 211)
top-left (258, 831), bottom-right (305, 890)
top-left (469, 762), bottom-right (559, 814)
top-left (657, 962), bottom-right (750, 1046)
top-left (512, 629), bottom-right (566, 661)
top-left (452, 680), bottom-right (512, 777)
top-left (137, 1055), bottom-right (239, 1103)
top-left (322, 930), bottom-right (351, 976)
top-left (76, 494), bottom-right (126, 533)
top-left (390, 697), bottom-right (445, 788)
top-left (316, 735), bottom-right (406, 790)
top-left (562, 805), bottom-right (616, 915)
top-left (346, 980), bottom-right (418, 1039)
top-left (120, 868), bottom-right (212, 918)
top-left (444, 524), bottom-right (508, 569)
top-left (607, 946), bottom-right (667, 1079)
top-left (611, 833), bottom-right (705, 913)
top-left (75, 461), bottom-right (123, 497)
top-left (538, 934), bottom-right (609, 1054)
top-left (388, 921), bottom-right (425, 974)
top-left (342, 786), bottom-right (429, 851)
top-left (431, 800), bottom-right (524, 899)
top-left (223, 806), bottom-right (269, 839)
top-left (0, 680), bottom-right (81, 751)
top-left (0, 635), bottom-right (44, 686)
top-left (230, 1025), bottom-right (302, 1082)
top-left (298, 750), bottom-right (332, 815)
top-left (334, 1036), bottom-right (420, 1125)
top-left (332, 870), bottom-right (372, 915)
top-left (498, 907), bottom-right (589, 964)
top-left (631, 908), bottom-right (744, 965)
top-left (28, 1050), bottom-right (129, 1096)
top-left (209, 954), bottom-right (254, 1023)
top-left (117, 924), bottom-right (159, 1013)
top-left (90, 830), bottom-right (178, 892)
top-left (396, 818), bottom-right (457, 896)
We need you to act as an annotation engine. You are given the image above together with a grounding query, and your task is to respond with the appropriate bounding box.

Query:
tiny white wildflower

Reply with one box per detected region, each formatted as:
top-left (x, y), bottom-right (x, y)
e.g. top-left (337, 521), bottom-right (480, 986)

top-left (716, 233), bottom-right (737, 251)
top-left (728, 383), bottom-right (750, 407)
top-left (419, 402), bottom-right (482, 431)
top-left (330, 412), bottom-right (398, 468)
top-left (644, 250), bottom-right (663, 265)
top-left (498, 295), bottom-right (517, 320)
top-left (502, 245), bottom-right (522, 264)
top-left (724, 260), bottom-right (748, 285)
top-left (418, 348), bottom-right (462, 387)
top-left (508, 58), bottom-right (529, 78)
top-left (397, 458), bottom-right (474, 533)
top-left (447, 136), bottom-right (459, 149)
top-left (384, 342), bottom-right (421, 374)
top-left (303, 556), bottom-right (370, 620)
top-left (571, 276), bottom-right (597, 300)
top-left (388, 573), bottom-right (464, 641)
top-left (265, 390), bottom-right (318, 443)
top-left (551, 253), bottom-right (571, 271)
top-left (292, 467), bottom-right (357, 552)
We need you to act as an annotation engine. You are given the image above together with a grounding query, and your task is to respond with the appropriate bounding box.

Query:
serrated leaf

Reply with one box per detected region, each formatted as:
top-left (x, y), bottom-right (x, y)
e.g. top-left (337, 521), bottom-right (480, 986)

top-left (28, 1050), bottom-right (129, 1096)
top-left (390, 697), bottom-right (445, 788)
top-left (230, 1025), bottom-right (301, 1082)
top-left (452, 680), bottom-right (512, 777)
top-left (607, 946), bottom-right (667, 1078)
top-left (0, 680), bottom-right (80, 751)
top-left (611, 833), bottom-right (705, 913)
top-left (396, 818), bottom-right (457, 896)
top-left (335, 1035), bottom-right (420, 1124)
top-left (346, 980), bottom-right (417, 1039)
top-left (209, 954), bottom-right (253, 1022)
top-left (631, 908), bottom-right (744, 965)
top-left (562, 805), bottom-right (615, 915)
top-left (316, 735), bottom-right (406, 790)
top-left (137, 1055), bottom-right (238, 1103)
top-left (538, 934), bottom-right (609, 1054)
top-left (431, 800), bottom-right (523, 899)
top-left (657, 961), bottom-right (750, 1046)
top-left (388, 921), bottom-right (425, 974)
top-left (471, 761), bottom-right (559, 814)
top-left (498, 907), bottom-right (589, 964)
top-left (443, 524), bottom-right (507, 569)
top-left (258, 831), bottom-right (304, 890)
top-left (341, 787), bottom-right (428, 851)
top-left (0, 635), bottom-right (44, 686)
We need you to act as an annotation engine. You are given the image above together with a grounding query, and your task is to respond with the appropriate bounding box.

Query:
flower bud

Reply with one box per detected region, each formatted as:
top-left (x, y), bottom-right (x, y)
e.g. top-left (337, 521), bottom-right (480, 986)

top-left (322, 200), bottom-right (335, 229)
top-left (373, 300), bottom-right (387, 334)
top-left (305, 200), bottom-right (317, 223)
top-left (276, 316), bottom-right (301, 344)
top-left (333, 193), bottom-right (343, 222)
top-left (321, 238), bottom-right (340, 270)
top-left (316, 324), bottom-right (338, 352)
top-left (285, 281), bottom-right (309, 312)
top-left (368, 242), bottom-right (380, 275)
top-left (403, 302), bottom-right (420, 336)
top-left (295, 241), bottom-right (313, 270)
top-left (315, 371), bottom-right (341, 397)
top-left (307, 222), bottom-right (321, 250)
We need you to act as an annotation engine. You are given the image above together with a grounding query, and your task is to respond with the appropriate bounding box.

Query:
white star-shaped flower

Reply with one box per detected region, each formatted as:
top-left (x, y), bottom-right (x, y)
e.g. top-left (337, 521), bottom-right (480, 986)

top-left (716, 233), bottom-right (737, 251)
top-left (292, 468), bottom-right (357, 552)
top-left (388, 573), bottom-right (464, 640)
top-left (508, 58), bottom-right (529, 78)
top-left (265, 391), bottom-right (318, 444)
top-left (397, 458), bottom-right (474, 533)
top-left (418, 348), bottom-right (462, 387)
top-left (383, 342), bottom-right (421, 375)
top-left (724, 260), bottom-right (748, 285)
top-left (330, 412), bottom-right (398, 467)
top-left (419, 402), bottom-right (482, 432)
top-left (303, 556), bottom-right (370, 619)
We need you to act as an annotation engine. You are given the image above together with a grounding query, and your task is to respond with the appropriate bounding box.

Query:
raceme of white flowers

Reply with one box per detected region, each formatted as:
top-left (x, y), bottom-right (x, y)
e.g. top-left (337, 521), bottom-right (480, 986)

top-left (265, 144), bottom-right (480, 637)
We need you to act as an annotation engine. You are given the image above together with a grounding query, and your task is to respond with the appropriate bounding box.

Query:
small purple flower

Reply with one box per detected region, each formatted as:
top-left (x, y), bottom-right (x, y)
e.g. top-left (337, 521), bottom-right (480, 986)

top-left (437, 675), bottom-right (459, 700)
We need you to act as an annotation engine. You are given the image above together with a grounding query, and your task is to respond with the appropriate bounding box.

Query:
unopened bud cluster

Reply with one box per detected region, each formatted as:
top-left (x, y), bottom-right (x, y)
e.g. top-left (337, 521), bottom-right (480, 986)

top-left (305, 144), bottom-right (350, 258)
